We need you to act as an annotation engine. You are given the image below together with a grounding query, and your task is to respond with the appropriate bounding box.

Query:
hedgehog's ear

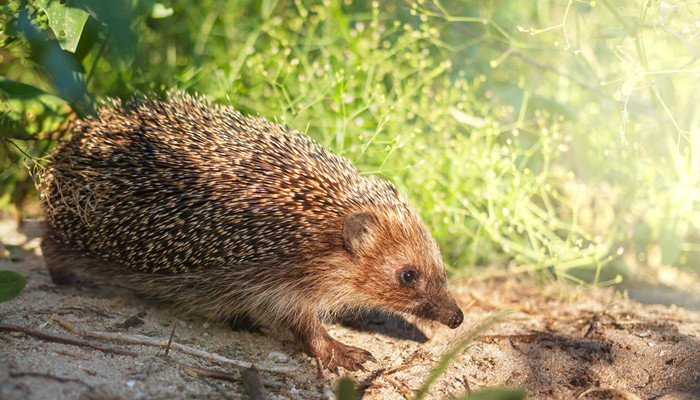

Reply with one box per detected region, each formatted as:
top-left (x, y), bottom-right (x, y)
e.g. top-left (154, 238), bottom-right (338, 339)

top-left (343, 212), bottom-right (377, 256)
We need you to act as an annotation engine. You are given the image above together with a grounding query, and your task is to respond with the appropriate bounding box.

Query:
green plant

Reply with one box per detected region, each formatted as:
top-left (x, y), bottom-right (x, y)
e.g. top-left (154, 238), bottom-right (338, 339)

top-left (1, 0), bottom-right (170, 214)
top-left (413, 310), bottom-right (511, 400)
top-left (453, 388), bottom-right (526, 400)
top-left (335, 376), bottom-right (357, 400)
top-left (2, 0), bottom-right (697, 284)
top-left (332, 310), bottom-right (522, 400)
top-left (0, 270), bottom-right (27, 303)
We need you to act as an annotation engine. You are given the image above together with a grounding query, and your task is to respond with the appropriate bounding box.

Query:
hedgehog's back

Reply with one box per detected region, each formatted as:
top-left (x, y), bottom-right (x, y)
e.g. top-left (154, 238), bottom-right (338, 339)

top-left (42, 92), bottom-right (407, 275)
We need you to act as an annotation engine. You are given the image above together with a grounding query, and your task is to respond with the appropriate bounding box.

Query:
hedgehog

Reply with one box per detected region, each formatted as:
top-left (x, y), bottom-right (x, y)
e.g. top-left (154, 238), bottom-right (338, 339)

top-left (40, 92), bottom-right (464, 371)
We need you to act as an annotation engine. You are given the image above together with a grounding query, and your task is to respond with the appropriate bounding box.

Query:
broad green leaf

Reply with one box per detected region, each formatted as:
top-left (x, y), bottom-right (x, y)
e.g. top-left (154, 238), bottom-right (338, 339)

top-left (0, 270), bottom-right (27, 303)
top-left (35, 0), bottom-right (90, 53)
top-left (0, 78), bottom-right (47, 99)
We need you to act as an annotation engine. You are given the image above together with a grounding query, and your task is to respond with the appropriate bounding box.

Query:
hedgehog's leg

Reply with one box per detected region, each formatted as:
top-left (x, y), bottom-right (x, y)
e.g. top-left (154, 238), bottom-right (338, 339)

top-left (228, 314), bottom-right (263, 333)
top-left (41, 229), bottom-right (77, 284)
top-left (292, 316), bottom-right (375, 372)
top-left (40, 228), bottom-right (103, 285)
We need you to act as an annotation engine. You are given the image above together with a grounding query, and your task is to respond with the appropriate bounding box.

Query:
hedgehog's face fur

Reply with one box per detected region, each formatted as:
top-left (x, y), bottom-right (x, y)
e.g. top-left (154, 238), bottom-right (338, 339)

top-left (341, 210), bottom-right (464, 329)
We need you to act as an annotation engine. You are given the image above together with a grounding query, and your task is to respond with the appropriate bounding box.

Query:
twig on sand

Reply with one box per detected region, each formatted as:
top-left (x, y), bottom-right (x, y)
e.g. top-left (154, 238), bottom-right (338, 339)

top-left (165, 324), bottom-right (176, 357)
top-left (51, 315), bottom-right (292, 375)
top-left (383, 362), bottom-right (432, 376)
top-left (382, 374), bottom-right (412, 399)
top-left (677, 351), bottom-right (700, 368)
top-left (2, 322), bottom-right (284, 390)
top-left (175, 360), bottom-right (282, 388)
top-left (0, 323), bottom-right (138, 357)
top-left (81, 328), bottom-right (291, 374)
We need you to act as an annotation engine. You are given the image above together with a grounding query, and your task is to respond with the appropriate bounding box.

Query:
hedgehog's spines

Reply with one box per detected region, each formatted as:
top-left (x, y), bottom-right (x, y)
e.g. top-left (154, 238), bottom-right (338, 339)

top-left (43, 91), bottom-right (415, 276)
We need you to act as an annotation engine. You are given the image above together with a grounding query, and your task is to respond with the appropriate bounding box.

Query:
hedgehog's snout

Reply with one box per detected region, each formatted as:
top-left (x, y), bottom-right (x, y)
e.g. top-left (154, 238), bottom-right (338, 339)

top-left (447, 309), bottom-right (464, 329)
top-left (433, 300), bottom-right (463, 329)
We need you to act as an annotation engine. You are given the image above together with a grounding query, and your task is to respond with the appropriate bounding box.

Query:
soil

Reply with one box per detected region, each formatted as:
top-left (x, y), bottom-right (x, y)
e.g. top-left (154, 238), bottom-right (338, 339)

top-left (1, 217), bottom-right (699, 400)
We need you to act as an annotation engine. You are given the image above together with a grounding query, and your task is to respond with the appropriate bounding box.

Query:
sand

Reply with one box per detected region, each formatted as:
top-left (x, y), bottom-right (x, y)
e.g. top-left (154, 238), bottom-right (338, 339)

top-left (1, 218), bottom-right (699, 399)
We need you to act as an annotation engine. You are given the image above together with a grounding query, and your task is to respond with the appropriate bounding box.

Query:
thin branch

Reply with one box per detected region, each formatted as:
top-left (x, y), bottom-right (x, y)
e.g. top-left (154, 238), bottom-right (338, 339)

top-left (81, 329), bottom-right (292, 375)
top-left (6, 334), bottom-right (282, 389)
top-left (383, 362), bottom-right (432, 376)
top-left (165, 324), bottom-right (176, 357)
top-left (52, 315), bottom-right (292, 375)
top-left (677, 351), bottom-right (700, 369)
top-left (0, 323), bottom-right (138, 357)
top-left (175, 360), bottom-right (286, 388)
top-left (1, 137), bottom-right (34, 160)
top-left (382, 374), bottom-right (412, 399)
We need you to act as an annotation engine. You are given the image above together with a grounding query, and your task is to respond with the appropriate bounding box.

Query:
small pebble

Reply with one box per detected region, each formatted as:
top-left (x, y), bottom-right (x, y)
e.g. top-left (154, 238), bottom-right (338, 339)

top-left (268, 351), bottom-right (287, 362)
top-left (126, 380), bottom-right (136, 388)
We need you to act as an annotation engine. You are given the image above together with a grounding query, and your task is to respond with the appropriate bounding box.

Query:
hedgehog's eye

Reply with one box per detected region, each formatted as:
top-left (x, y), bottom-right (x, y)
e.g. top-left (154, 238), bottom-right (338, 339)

top-left (398, 268), bottom-right (418, 287)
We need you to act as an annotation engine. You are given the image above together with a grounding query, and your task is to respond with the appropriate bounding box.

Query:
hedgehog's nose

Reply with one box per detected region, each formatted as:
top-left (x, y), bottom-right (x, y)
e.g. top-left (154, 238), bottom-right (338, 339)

top-left (448, 309), bottom-right (464, 329)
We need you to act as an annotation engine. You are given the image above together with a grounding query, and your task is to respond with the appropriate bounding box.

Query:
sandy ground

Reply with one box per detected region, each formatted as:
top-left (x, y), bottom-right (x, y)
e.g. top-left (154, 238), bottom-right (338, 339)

top-left (1, 217), bottom-right (699, 400)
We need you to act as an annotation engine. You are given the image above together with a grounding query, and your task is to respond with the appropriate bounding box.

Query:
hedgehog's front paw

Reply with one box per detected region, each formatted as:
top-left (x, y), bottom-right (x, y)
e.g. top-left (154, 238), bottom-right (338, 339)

top-left (321, 340), bottom-right (376, 372)
top-left (297, 321), bottom-right (376, 372)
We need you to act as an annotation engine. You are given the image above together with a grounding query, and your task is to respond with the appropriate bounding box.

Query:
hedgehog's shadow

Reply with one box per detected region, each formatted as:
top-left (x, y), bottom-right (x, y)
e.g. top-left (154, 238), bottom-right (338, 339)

top-left (336, 310), bottom-right (429, 343)
top-left (225, 310), bottom-right (429, 343)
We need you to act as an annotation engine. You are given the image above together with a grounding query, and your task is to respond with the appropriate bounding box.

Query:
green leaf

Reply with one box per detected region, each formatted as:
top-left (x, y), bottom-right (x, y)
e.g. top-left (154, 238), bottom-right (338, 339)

top-left (0, 270), bottom-right (27, 303)
top-left (14, 8), bottom-right (93, 116)
top-left (452, 388), bottom-right (527, 400)
top-left (335, 377), bottom-right (356, 400)
top-left (0, 78), bottom-right (47, 99)
top-left (35, 0), bottom-right (90, 53)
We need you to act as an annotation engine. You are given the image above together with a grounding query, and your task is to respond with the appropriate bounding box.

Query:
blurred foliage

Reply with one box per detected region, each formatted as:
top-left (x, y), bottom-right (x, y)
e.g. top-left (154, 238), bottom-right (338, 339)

top-left (335, 376), bottom-right (356, 400)
top-left (0, 0), bottom-right (698, 283)
top-left (0, 269), bottom-right (27, 303)
top-left (452, 388), bottom-right (526, 400)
